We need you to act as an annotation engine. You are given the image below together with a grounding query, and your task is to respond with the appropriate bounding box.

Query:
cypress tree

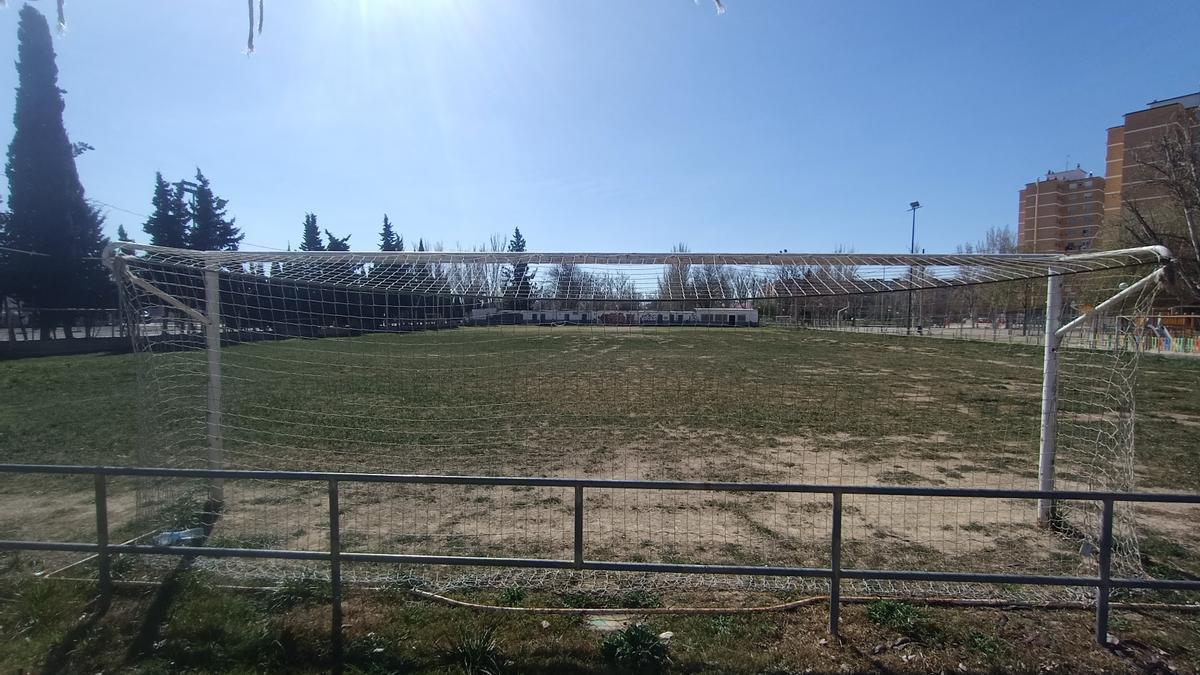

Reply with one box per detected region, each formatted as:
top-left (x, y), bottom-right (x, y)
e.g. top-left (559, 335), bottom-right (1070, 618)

top-left (299, 213), bottom-right (324, 251)
top-left (117, 224), bottom-right (130, 241)
top-left (502, 226), bottom-right (534, 309)
top-left (142, 172), bottom-right (190, 247)
top-left (4, 6), bottom-right (110, 339)
top-left (378, 214), bottom-right (400, 251)
top-left (186, 169), bottom-right (242, 250)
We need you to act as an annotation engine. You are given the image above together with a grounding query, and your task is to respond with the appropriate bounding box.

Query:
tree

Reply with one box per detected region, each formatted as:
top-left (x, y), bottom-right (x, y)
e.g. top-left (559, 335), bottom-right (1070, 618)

top-left (4, 6), bottom-right (111, 339)
top-left (502, 227), bottom-right (534, 309)
top-left (299, 213), bottom-right (323, 251)
top-left (658, 242), bottom-right (693, 307)
top-left (378, 214), bottom-right (403, 251)
top-left (117, 224), bottom-right (130, 241)
top-left (954, 226), bottom-right (1033, 332)
top-left (142, 172), bottom-right (190, 248)
top-left (324, 229), bottom-right (351, 251)
top-left (956, 226), bottom-right (1018, 255)
top-left (186, 169), bottom-right (242, 250)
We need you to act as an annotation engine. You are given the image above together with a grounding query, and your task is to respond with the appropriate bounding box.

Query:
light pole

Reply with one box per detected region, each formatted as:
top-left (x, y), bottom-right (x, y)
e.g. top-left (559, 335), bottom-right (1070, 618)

top-left (906, 201), bottom-right (921, 335)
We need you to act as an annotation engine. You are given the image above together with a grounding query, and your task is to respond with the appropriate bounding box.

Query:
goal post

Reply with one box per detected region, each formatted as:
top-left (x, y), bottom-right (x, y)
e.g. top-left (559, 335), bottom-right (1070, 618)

top-left (1037, 261), bottom-right (1170, 527)
top-left (102, 242), bottom-right (1175, 597)
top-left (1038, 271), bottom-right (1062, 527)
top-left (203, 266), bottom-right (224, 507)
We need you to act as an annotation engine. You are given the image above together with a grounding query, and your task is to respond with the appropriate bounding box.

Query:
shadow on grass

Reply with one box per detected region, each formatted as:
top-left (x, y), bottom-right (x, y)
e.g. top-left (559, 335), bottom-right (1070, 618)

top-left (39, 592), bottom-right (111, 675)
top-left (123, 497), bottom-right (222, 667)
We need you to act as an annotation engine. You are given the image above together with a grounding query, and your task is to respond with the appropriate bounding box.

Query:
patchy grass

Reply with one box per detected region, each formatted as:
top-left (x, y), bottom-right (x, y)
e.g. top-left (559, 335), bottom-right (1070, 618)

top-left (1, 328), bottom-right (1199, 671)
top-left (1, 574), bottom-right (1198, 673)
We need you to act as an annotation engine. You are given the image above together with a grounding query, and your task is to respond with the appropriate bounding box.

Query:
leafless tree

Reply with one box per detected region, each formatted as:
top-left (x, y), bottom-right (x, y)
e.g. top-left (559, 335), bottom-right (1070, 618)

top-left (658, 242), bottom-right (693, 305)
top-left (1117, 109), bottom-right (1200, 300)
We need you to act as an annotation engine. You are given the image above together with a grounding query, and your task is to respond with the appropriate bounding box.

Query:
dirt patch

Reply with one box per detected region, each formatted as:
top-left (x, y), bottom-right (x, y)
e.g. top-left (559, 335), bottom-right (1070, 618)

top-left (177, 433), bottom-right (1084, 582)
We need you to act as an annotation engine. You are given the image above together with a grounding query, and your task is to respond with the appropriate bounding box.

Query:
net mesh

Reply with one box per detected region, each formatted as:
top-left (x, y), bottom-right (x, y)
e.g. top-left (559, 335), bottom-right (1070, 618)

top-left (103, 244), bottom-right (1181, 602)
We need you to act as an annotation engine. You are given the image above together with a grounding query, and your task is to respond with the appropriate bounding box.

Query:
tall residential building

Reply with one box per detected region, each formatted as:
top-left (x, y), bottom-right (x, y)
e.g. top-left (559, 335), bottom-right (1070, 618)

top-left (1104, 92), bottom-right (1200, 222)
top-left (1017, 167), bottom-right (1105, 253)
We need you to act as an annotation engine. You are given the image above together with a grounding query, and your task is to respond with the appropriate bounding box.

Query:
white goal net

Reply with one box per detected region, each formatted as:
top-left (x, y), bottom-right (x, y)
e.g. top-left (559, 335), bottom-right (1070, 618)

top-left (104, 244), bottom-right (1178, 602)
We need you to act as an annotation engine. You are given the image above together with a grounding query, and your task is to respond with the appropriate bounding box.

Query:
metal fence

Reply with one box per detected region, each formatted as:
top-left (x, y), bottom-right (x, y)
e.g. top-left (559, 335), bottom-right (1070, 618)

top-left (1, 463), bottom-right (1199, 663)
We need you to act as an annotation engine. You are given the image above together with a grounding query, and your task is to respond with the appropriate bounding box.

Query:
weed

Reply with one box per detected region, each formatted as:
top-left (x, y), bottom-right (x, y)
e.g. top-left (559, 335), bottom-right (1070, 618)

top-left (267, 572), bottom-right (333, 610)
top-left (442, 625), bottom-right (506, 675)
top-left (497, 586), bottom-right (526, 605)
top-left (345, 631), bottom-right (413, 674)
top-left (965, 630), bottom-right (1005, 659)
top-left (600, 623), bottom-right (671, 674)
top-left (619, 590), bottom-right (661, 609)
top-left (867, 599), bottom-right (922, 631)
top-left (867, 600), bottom-right (944, 644)
top-left (708, 614), bottom-right (737, 637)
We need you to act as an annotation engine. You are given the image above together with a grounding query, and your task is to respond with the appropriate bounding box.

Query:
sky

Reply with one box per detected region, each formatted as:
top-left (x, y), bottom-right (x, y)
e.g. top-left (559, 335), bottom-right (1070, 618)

top-left (0, 0), bottom-right (1198, 254)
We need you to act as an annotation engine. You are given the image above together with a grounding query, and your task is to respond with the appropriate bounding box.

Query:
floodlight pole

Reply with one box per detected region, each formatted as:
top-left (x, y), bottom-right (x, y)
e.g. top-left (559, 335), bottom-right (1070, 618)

top-left (906, 201), bottom-right (921, 335)
top-left (204, 266), bottom-right (224, 506)
top-left (1037, 271), bottom-right (1063, 527)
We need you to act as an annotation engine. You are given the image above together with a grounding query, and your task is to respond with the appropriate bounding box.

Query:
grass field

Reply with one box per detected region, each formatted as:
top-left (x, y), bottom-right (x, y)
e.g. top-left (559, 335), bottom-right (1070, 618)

top-left (1, 326), bottom-right (1198, 672)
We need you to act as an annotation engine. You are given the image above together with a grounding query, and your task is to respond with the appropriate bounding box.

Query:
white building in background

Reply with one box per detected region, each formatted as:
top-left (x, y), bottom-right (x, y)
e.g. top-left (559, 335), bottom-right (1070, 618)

top-left (468, 307), bottom-right (758, 327)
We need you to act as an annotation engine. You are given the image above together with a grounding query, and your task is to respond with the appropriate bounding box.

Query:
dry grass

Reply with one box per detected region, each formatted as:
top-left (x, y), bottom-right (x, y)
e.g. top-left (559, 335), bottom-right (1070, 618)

top-left (1, 326), bottom-right (1198, 671)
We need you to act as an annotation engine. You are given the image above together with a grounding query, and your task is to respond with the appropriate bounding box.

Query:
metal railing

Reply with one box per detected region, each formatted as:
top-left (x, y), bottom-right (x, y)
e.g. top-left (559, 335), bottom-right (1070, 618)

top-left (2, 463), bottom-right (1199, 661)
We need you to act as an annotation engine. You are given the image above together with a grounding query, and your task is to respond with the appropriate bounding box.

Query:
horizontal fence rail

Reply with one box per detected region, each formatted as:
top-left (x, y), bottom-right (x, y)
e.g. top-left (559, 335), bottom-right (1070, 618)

top-left (2, 463), bottom-right (1199, 655)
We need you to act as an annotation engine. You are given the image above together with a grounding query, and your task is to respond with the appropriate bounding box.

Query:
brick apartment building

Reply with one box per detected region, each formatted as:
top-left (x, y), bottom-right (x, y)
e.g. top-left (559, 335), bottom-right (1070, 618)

top-left (1017, 91), bottom-right (1199, 254)
top-left (1016, 167), bottom-right (1105, 253)
top-left (1104, 91), bottom-right (1200, 222)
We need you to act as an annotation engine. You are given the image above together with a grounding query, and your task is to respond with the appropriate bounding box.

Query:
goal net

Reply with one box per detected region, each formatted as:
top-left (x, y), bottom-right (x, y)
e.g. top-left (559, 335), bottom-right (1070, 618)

top-left (105, 244), bottom-right (1176, 601)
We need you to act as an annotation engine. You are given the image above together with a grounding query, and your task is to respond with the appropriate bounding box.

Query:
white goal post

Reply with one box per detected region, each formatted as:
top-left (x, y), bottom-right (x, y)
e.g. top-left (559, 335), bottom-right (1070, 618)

top-left (101, 242), bottom-right (1174, 596)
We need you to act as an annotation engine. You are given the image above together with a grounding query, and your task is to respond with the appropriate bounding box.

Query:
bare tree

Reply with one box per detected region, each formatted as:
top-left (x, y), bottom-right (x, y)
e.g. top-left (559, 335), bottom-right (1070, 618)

top-left (1116, 108), bottom-right (1200, 299)
top-left (658, 242), bottom-right (693, 306)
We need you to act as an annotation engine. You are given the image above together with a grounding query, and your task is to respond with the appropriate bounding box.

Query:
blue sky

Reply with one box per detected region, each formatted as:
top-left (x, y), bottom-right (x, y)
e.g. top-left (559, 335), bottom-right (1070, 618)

top-left (1, 0), bottom-right (1197, 253)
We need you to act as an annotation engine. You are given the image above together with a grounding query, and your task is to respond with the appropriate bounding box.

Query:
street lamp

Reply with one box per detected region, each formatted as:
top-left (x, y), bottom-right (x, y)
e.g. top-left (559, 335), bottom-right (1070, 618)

top-left (906, 201), bottom-right (922, 335)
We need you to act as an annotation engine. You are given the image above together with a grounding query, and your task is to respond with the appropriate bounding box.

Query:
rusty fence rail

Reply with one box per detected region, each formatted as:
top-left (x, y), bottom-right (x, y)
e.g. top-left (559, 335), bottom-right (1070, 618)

top-left (1, 463), bottom-right (1199, 662)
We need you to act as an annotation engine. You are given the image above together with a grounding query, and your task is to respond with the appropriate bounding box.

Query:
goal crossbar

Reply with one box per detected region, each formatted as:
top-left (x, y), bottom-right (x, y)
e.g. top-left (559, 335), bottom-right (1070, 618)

top-left (104, 244), bottom-right (1172, 301)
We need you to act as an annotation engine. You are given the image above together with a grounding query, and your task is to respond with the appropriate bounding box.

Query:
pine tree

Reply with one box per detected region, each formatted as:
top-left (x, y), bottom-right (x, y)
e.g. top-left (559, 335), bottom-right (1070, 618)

top-left (502, 226), bottom-right (534, 309)
top-left (378, 214), bottom-right (400, 251)
top-left (142, 172), bottom-right (189, 247)
top-left (299, 213), bottom-right (323, 251)
top-left (4, 6), bottom-right (110, 339)
top-left (324, 229), bottom-right (351, 251)
top-left (117, 224), bottom-right (130, 241)
top-left (186, 169), bottom-right (242, 250)
top-left (508, 226), bottom-right (527, 253)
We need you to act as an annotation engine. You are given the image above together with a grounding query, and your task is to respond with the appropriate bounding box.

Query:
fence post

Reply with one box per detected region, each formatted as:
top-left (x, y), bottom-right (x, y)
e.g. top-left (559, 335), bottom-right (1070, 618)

top-left (1038, 272), bottom-right (1063, 527)
top-left (328, 479), bottom-right (344, 671)
top-left (204, 267), bottom-right (224, 507)
top-left (94, 472), bottom-right (111, 600)
top-left (1095, 498), bottom-right (1114, 645)
top-left (829, 491), bottom-right (842, 637)
top-left (574, 486), bottom-right (584, 569)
